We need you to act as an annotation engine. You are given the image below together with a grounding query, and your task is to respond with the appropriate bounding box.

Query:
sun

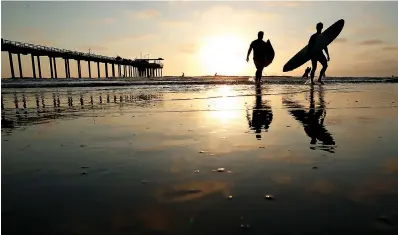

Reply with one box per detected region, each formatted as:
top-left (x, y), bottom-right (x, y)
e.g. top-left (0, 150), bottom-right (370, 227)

top-left (199, 35), bottom-right (246, 75)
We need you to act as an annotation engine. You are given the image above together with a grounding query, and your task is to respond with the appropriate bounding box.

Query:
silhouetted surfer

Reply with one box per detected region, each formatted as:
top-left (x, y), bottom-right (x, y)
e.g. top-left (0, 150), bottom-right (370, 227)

top-left (302, 67), bottom-right (311, 78)
top-left (246, 31), bottom-right (269, 84)
top-left (282, 86), bottom-right (335, 152)
top-left (246, 84), bottom-right (273, 140)
top-left (308, 22), bottom-right (330, 85)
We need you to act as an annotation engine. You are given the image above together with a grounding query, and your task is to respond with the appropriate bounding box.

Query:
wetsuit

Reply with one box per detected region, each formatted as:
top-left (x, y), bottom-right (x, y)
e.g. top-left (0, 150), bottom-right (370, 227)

top-left (308, 33), bottom-right (328, 79)
top-left (250, 39), bottom-right (268, 69)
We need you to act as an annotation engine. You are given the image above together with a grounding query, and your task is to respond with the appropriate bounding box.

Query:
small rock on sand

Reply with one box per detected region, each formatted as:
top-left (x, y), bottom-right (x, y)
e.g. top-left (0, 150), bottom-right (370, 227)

top-left (264, 194), bottom-right (274, 200)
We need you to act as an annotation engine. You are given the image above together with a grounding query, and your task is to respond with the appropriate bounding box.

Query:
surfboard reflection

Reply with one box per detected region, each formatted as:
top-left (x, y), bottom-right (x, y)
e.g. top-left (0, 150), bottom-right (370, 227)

top-left (283, 86), bottom-right (336, 153)
top-left (246, 84), bottom-right (273, 140)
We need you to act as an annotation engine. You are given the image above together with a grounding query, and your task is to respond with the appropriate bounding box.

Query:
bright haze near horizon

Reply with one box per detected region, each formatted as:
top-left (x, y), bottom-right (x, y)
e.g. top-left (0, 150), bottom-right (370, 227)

top-left (1, 1), bottom-right (398, 78)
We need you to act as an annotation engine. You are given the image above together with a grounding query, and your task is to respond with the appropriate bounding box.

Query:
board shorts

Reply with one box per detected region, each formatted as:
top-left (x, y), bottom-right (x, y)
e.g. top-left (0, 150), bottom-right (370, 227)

top-left (311, 52), bottom-right (327, 65)
top-left (254, 58), bottom-right (271, 69)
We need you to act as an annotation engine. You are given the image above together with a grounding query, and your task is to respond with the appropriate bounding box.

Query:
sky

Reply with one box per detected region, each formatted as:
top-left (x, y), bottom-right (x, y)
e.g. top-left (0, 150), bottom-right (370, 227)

top-left (1, 0), bottom-right (398, 78)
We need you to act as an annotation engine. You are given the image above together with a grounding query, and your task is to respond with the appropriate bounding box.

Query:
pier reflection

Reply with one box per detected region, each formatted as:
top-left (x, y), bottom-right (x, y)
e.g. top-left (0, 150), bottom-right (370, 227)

top-left (246, 84), bottom-right (273, 140)
top-left (1, 89), bottom-right (163, 131)
top-left (283, 86), bottom-right (336, 153)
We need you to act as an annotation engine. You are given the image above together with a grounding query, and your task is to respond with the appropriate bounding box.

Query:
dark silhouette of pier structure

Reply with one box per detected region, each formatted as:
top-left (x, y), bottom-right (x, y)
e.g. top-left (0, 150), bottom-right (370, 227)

top-left (1, 38), bottom-right (164, 79)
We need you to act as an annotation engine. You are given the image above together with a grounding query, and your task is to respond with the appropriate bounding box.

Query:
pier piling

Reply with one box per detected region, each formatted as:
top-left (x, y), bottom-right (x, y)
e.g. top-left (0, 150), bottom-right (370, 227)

top-left (53, 57), bottom-right (58, 79)
top-left (64, 59), bottom-right (68, 78)
top-left (88, 61), bottom-right (91, 78)
top-left (17, 53), bottom-right (23, 78)
top-left (49, 57), bottom-right (54, 78)
top-left (31, 55), bottom-right (36, 78)
top-left (66, 59), bottom-right (70, 78)
top-left (37, 56), bottom-right (42, 78)
top-left (8, 52), bottom-right (15, 78)
top-left (77, 60), bottom-right (82, 78)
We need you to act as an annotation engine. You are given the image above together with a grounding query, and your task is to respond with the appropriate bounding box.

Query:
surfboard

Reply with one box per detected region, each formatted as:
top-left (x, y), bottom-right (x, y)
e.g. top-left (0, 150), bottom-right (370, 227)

top-left (283, 19), bottom-right (345, 72)
top-left (264, 39), bottom-right (275, 67)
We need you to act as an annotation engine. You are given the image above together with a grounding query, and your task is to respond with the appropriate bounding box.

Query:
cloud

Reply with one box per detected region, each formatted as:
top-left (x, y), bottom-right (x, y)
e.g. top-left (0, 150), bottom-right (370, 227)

top-left (128, 9), bottom-right (162, 19)
top-left (382, 46), bottom-right (398, 51)
top-left (351, 58), bottom-right (398, 76)
top-left (195, 4), bottom-right (277, 34)
top-left (161, 20), bottom-right (189, 28)
top-left (179, 43), bottom-right (198, 54)
top-left (77, 45), bottom-right (108, 52)
top-left (6, 26), bottom-right (41, 41)
top-left (200, 5), bottom-right (276, 22)
top-left (263, 1), bottom-right (305, 8)
top-left (17, 27), bottom-right (42, 37)
top-left (102, 18), bottom-right (116, 24)
top-left (335, 38), bottom-right (348, 44)
top-left (31, 39), bottom-right (55, 46)
top-left (359, 40), bottom-right (385, 46)
top-left (351, 27), bottom-right (390, 36)
top-left (6, 27), bottom-right (55, 46)
top-left (85, 17), bottom-right (116, 25)
top-left (107, 34), bottom-right (157, 43)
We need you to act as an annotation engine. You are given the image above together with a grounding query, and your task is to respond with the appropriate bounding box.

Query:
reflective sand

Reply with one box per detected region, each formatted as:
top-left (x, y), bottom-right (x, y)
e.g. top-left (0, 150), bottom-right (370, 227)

top-left (2, 83), bottom-right (398, 234)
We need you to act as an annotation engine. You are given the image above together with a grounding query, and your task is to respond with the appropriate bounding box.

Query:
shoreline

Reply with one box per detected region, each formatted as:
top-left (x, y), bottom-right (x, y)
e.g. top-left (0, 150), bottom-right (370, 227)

top-left (1, 77), bottom-right (397, 88)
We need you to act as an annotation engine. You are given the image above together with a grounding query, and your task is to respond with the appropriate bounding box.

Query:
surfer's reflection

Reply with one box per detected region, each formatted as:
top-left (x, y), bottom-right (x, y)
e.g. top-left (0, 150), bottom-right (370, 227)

top-left (246, 84), bottom-right (273, 140)
top-left (283, 86), bottom-right (335, 152)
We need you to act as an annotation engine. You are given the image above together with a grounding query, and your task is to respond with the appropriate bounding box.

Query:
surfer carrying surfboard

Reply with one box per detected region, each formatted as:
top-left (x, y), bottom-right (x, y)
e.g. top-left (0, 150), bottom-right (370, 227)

top-left (308, 22), bottom-right (330, 85)
top-left (246, 31), bottom-right (274, 83)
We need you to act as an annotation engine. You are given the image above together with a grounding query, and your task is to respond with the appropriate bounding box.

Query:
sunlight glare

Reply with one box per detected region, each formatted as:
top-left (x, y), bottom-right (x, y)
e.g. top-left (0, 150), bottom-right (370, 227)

top-left (199, 35), bottom-right (246, 75)
top-left (207, 86), bottom-right (239, 124)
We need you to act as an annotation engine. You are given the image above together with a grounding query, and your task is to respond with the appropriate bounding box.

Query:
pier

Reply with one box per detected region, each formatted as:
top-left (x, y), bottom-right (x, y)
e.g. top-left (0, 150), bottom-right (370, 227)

top-left (1, 38), bottom-right (164, 79)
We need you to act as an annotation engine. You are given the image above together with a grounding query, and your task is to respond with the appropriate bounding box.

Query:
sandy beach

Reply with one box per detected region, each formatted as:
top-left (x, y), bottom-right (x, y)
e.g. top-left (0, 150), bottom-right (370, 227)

top-left (2, 83), bottom-right (398, 234)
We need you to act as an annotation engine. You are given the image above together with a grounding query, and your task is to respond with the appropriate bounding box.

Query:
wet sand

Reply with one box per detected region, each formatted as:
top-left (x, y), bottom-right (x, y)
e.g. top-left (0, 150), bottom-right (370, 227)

top-left (2, 83), bottom-right (398, 234)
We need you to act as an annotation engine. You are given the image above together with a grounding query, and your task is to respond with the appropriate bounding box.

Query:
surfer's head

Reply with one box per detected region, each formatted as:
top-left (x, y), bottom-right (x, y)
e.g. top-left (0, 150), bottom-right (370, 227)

top-left (258, 31), bottom-right (264, 39)
top-left (316, 22), bottom-right (323, 33)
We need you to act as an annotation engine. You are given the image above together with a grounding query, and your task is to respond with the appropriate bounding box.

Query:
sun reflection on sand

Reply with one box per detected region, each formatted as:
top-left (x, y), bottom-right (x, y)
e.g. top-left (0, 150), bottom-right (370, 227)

top-left (205, 86), bottom-right (240, 124)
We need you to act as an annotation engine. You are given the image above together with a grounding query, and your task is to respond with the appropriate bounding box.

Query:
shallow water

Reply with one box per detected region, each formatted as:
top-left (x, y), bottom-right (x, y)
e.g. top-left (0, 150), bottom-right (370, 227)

top-left (1, 76), bottom-right (397, 88)
top-left (2, 83), bottom-right (398, 234)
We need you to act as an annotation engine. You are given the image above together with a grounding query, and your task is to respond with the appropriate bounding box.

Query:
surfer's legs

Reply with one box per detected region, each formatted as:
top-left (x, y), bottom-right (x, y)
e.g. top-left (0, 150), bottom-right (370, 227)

top-left (310, 59), bottom-right (317, 85)
top-left (256, 68), bottom-right (264, 82)
top-left (254, 60), bottom-right (265, 83)
top-left (318, 54), bottom-right (328, 83)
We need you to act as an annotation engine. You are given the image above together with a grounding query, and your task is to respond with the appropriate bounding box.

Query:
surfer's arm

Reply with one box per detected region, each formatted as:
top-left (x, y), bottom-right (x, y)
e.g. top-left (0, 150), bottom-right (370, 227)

top-left (246, 44), bottom-right (253, 62)
top-left (324, 46), bottom-right (330, 60)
